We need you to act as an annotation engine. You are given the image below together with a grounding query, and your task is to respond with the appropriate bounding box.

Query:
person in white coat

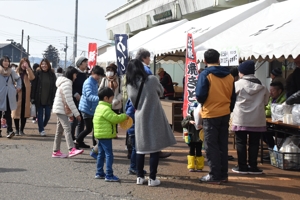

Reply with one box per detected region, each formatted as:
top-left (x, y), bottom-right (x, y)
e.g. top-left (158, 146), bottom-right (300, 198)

top-left (0, 56), bottom-right (22, 138)
top-left (231, 61), bottom-right (269, 174)
top-left (52, 66), bottom-right (83, 158)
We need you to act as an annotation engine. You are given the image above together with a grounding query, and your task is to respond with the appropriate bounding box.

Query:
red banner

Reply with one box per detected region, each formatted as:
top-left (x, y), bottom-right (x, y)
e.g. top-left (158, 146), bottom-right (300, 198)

top-left (182, 33), bottom-right (198, 118)
top-left (88, 43), bottom-right (97, 69)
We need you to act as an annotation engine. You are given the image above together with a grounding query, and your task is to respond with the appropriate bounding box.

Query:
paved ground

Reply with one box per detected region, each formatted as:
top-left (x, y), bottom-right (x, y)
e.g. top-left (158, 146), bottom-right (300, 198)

top-left (1, 116), bottom-right (300, 200)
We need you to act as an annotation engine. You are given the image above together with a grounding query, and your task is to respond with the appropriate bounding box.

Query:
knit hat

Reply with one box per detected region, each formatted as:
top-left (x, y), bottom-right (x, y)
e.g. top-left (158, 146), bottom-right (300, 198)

top-left (238, 60), bottom-right (255, 75)
top-left (75, 56), bottom-right (88, 67)
top-left (188, 101), bottom-right (199, 114)
top-left (271, 68), bottom-right (282, 76)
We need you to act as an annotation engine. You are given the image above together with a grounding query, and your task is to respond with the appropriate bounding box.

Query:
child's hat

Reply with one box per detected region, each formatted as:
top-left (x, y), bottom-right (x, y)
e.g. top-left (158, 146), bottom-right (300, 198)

top-left (188, 101), bottom-right (199, 114)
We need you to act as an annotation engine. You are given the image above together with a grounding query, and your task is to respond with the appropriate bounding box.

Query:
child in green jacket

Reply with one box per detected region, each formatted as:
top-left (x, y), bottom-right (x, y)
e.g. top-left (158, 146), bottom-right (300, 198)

top-left (93, 87), bottom-right (128, 182)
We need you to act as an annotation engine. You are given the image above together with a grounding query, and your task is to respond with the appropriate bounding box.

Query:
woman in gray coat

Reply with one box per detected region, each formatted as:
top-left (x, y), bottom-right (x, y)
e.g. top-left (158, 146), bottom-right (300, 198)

top-left (126, 59), bottom-right (176, 187)
top-left (0, 56), bottom-right (22, 138)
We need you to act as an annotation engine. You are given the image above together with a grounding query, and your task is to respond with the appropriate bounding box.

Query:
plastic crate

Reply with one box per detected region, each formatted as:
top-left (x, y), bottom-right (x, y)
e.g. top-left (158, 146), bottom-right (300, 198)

top-left (269, 149), bottom-right (300, 170)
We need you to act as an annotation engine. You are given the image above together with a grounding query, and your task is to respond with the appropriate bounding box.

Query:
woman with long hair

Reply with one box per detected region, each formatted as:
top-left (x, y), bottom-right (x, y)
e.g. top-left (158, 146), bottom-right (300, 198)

top-left (126, 59), bottom-right (176, 187)
top-left (52, 66), bottom-right (83, 158)
top-left (0, 56), bottom-right (22, 138)
top-left (31, 59), bottom-right (56, 136)
top-left (12, 58), bottom-right (35, 135)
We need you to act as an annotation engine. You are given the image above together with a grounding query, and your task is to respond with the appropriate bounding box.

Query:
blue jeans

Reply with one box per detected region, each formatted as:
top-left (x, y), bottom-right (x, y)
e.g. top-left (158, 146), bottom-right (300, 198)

top-left (129, 135), bottom-right (136, 170)
top-left (96, 139), bottom-right (114, 177)
top-left (37, 105), bottom-right (51, 132)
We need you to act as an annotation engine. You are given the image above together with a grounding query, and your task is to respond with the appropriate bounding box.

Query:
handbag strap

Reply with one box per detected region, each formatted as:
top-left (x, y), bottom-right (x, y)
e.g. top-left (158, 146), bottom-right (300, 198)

top-left (134, 79), bottom-right (144, 110)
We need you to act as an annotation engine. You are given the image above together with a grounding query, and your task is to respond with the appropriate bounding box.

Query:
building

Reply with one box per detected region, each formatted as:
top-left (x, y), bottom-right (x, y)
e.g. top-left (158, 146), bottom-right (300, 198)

top-left (0, 42), bottom-right (28, 63)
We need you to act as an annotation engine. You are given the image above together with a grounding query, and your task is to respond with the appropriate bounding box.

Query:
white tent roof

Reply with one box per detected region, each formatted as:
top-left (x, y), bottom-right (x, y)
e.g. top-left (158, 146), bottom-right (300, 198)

top-left (129, 0), bottom-right (276, 58)
top-left (196, 0), bottom-right (300, 61)
top-left (97, 19), bottom-right (188, 63)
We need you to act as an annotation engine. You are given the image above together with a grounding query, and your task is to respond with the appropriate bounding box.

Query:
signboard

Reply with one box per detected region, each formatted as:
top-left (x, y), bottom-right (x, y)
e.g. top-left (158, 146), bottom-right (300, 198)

top-left (153, 10), bottom-right (172, 21)
top-left (228, 48), bottom-right (239, 66)
top-left (114, 34), bottom-right (129, 75)
top-left (219, 48), bottom-right (239, 66)
top-left (88, 43), bottom-right (97, 69)
top-left (182, 33), bottom-right (198, 118)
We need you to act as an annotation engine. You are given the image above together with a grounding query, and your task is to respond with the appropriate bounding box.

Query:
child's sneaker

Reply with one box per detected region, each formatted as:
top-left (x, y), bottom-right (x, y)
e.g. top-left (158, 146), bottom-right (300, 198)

top-left (95, 173), bottom-right (106, 179)
top-left (68, 148), bottom-right (84, 157)
top-left (90, 150), bottom-right (97, 159)
top-left (52, 150), bottom-right (68, 158)
top-left (189, 169), bottom-right (196, 172)
top-left (148, 178), bottom-right (161, 187)
top-left (105, 175), bottom-right (120, 182)
top-left (136, 177), bottom-right (146, 185)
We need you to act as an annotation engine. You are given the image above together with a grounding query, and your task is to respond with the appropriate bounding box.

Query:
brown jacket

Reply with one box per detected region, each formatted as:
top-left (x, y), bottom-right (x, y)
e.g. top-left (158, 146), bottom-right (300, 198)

top-left (12, 68), bottom-right (35, 119)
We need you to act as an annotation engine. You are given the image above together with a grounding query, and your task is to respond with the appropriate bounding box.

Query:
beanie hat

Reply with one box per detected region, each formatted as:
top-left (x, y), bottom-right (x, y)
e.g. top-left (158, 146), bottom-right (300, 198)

top-left (238, 60), bottom-right (255, 75)
top-left (75, 56), bottom-right (88, 67)
top-left (188, 101), bottom-right (199, 114)
top-left (271, 68), bottom-right (282, 76)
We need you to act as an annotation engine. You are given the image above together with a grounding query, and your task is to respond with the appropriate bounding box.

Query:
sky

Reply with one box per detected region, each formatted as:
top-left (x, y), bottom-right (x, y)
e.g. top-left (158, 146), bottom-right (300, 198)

top-left (0, 0), bottom-right (126, 63)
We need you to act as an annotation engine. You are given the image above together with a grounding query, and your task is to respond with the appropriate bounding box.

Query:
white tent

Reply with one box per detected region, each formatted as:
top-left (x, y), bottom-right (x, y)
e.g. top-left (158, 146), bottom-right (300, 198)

top-left (97, 19), bottom-right (188, 64)
top-left (129, 0), bottom-right (276, 59)
top-left (196, 0), bottom-right (300, 61)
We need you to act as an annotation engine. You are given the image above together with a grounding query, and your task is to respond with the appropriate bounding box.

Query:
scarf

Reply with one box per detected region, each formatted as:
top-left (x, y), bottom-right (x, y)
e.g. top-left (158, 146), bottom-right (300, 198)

top-left (107, 75), bottom-right (118, 91)
top-left (0, 66), bottom-right (12, 77)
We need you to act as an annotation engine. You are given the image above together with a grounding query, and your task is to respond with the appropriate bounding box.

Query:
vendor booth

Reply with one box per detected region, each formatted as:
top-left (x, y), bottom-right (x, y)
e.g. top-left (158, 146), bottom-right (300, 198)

top-left (195, 0), bottom-right (300, 61)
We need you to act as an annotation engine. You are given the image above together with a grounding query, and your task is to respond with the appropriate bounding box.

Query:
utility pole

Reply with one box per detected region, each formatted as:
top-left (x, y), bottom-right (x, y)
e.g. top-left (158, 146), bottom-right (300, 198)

top-left (27, 35), bottom-right (30, 57)
top-left (73, 0), bottom-right (78, 64)
top-left (20, 29), bottom-right (24, 59)
top-left (65, 36), bottom-right (68, 68)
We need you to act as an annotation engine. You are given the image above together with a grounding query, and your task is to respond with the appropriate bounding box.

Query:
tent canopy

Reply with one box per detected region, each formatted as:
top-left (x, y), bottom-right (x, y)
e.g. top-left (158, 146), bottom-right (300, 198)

top-left (196, 0), bottom-right (300, 62)
top-left (97, 19), bottom-right (188, 64)
top-left (129, 0), bottom-right (276, 59)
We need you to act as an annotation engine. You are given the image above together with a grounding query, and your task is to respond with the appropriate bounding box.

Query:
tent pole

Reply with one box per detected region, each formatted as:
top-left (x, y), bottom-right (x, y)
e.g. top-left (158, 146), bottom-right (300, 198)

top-left (154, 56), bottom-right (157, 75)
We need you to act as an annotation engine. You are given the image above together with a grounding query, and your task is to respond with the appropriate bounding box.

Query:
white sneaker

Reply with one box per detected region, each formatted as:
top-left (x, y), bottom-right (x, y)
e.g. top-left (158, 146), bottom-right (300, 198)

top-left (32, 120), bottom-right (36, 124)
top-left (40, 131), bottom-right (46, 137)
top-left (148, 178), bottom-right (160, 187)
top-left (136, 177), bottom-right (146, 185)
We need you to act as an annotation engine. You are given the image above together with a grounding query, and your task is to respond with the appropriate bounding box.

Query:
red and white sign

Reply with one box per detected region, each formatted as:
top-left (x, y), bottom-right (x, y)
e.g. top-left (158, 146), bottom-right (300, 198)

top-left (182, 33), bottom-right (198, 118)
top-left (88, 43), bottom-right (97, 69)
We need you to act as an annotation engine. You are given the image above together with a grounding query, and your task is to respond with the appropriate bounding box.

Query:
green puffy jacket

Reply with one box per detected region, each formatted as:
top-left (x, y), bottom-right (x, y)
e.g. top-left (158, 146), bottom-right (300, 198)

top-left (93, 101), bottom-right (127, 139)
top-left (265, 92), bottom-right (286, 117)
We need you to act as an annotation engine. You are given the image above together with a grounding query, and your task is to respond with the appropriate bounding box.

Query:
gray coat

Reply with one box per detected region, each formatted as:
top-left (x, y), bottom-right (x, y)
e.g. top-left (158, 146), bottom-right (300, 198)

top-left (0, 70), bottom-right (22, 111)
top-left (127, 75), bottom-right (176, 153)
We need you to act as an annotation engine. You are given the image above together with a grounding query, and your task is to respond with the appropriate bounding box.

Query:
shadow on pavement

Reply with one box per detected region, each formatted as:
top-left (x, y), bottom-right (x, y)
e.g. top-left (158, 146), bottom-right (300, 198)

top-left (0, 168), bottom-right (27, 173)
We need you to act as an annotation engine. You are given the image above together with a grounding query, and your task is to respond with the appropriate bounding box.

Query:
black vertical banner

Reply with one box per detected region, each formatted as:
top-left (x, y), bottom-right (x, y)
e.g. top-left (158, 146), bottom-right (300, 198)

top-left (114, 34), bottom-right (129, 75)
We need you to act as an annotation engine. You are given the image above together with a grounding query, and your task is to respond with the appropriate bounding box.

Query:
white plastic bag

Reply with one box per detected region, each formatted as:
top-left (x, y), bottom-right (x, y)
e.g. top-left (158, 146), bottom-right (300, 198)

top-left (193, 103), bottom-right (202, 130)
top-left (30, 104), bottom-right (36, 117)
top-left (271, 103), bottom-right (284, 122)
top-left (292, 104), bottom-right (300, 125)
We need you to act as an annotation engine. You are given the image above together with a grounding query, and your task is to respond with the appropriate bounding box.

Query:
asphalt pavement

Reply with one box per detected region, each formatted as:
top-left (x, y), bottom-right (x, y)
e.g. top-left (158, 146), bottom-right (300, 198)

top-left (1, 116), bottom-right (300, 200)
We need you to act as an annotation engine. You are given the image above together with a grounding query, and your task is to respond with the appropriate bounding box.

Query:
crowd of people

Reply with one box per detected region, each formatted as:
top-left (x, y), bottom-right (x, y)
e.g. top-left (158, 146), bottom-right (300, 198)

top-left (1, 47), bottom-right (300, 187)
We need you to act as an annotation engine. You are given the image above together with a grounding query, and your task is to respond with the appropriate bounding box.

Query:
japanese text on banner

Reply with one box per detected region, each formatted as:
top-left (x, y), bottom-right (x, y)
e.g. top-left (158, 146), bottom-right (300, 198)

top-left (183, 33), bottom-right (198, 118)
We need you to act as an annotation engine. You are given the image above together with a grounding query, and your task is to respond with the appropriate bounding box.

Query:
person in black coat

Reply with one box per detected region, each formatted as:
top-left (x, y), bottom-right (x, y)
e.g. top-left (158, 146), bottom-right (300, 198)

top-left (31, 59), bottom-right (56, 136)
top-left (157, 68), bottom-right (174, 100)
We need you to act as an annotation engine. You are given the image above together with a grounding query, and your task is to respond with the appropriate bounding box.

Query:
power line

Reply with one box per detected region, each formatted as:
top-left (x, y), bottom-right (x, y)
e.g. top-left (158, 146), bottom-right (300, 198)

top-left (0, 14), bottom-right (110, 43)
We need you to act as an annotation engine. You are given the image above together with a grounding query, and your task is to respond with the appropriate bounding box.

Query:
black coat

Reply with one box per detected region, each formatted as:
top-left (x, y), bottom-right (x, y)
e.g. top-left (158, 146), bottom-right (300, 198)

top-left (31, 69), bottom-right (56, 108)
top-left (160, 71), bottom-right (174, 97)
top-left (181, 115), bottom-right (201, 143)
top-left (286, 90), bottom-right (300, 105)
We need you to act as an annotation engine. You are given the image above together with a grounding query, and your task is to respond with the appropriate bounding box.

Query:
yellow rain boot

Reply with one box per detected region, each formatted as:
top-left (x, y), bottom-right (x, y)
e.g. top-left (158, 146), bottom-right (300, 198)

top-left (187, 155), bottom-right (196, 172)
top-left (195, 156), bottom-right (204, 172)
